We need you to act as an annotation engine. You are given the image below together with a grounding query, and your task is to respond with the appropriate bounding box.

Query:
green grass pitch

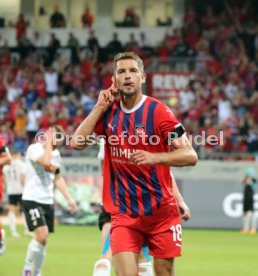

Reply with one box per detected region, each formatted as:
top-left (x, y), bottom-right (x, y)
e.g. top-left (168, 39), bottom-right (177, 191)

top-left (0, 225), bottom-right (258, 276)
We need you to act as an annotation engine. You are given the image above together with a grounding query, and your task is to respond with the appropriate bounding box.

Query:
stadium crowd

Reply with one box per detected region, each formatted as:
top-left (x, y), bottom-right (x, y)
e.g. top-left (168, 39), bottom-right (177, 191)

top-left (0, 1), bottom-right (257, 160)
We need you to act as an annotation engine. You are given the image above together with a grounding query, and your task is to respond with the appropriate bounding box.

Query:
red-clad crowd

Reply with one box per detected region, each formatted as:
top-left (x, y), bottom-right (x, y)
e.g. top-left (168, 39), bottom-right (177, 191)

top-left (0, 1), bottom-right (257, 160)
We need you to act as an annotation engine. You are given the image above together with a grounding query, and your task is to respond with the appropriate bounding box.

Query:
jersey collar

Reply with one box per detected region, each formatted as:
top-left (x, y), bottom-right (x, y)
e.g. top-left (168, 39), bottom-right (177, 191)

top-left (120, 95), bottom-right (147, 114)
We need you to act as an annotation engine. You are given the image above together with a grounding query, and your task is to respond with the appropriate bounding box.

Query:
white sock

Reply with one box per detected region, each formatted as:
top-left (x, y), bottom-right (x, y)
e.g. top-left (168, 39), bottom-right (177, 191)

top-left (93, 258), bottom-right (111, 276)
top-left (138, 262), bottom-right (153, 276)
top-left (243, 211), bottom-right (252, 230)
top-left (8, 210), bottom-right (17, 235)
top-left (251, 212), bottom-right (257, 230)
top-left (33, 247), bottom-right (46, 276)
top-left (24, 239), bottom-right (44, 271)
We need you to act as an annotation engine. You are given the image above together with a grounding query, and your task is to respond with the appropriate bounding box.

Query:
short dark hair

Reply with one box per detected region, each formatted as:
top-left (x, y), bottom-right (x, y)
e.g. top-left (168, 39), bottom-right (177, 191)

top-left (113, 52), bottom-right (144, 73)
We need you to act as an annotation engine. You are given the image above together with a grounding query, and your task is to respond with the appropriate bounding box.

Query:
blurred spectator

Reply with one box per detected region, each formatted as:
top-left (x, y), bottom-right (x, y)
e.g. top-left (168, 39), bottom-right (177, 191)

top-left (49, 5), bottom-right (66, 28)
top-left (67, 33), bottom-right (80, 64)
top-left (241, 167), bottom-right (257, 233)
top-left (125, 33), bottom-right (139, 51)
top-left (137, 32), bottom-right (151, 48)
top-left (87, 30), bottom-right (99, 59)
top-left (24, 82), bottom-right (38, 109)
top-left (13, 130), bottom-right (28, 153)
top-left (201, 5), bottom-right (218, 40)
top-left (40, 103), bottom-right (56, 130)
top-left (81, 6), bottom-right (94, 28)
top-left (26, 102), bottom-right (42, 142)
top-left (0, 35), bottom-right (7, 47)
top-left (100, 60), bottom-right (113, 89)
top-left (66, 92), bottom-right (81, 118)
top-left (184, 4), bottom-right (198, 27)
top-left (44, 66), bottom-right (59, 97)
top-left (81, 87), bottom-right (97, 115)
top-left (0, 47), bottom-right (13, 67)
top-left (106, 33), bottom-right (123, 59)
top-left (171, 35), bottom-right (195, 71)
top-left (3, 69), bottom-right (22, 103)
top-left (14, 108), bottom-right (26, 134)
top-left (185, 23), bottom-right (201, 51)
top-left (70, 107), bottom-right (85, 130)
top-left (156, 16), bottom-right (172, 27)
top-left (179, 85), bottom-right (195, 116)
top-left (31, 32), bottom-right (47, 63)
top-left (47, 33), bottom-right (61, 64)
top-left (34, 72), bottom-right (46, 99)
top-left (31, 31), bottom-right (44, 48)
top-left (115, 7), bottom-right (140, 27)
top-left (13, 14), bottom-right (29, 45)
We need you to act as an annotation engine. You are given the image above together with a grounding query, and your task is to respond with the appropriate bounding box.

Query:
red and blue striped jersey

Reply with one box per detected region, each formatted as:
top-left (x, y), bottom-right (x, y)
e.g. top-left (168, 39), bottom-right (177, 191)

top-left (94, 95), bottom-right (184, 216)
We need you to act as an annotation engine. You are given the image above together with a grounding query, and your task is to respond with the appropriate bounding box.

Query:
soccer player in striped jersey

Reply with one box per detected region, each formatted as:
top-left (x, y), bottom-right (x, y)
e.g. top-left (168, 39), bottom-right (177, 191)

top-left (93, 138), bottom-right (154, 276)
top-left (71, 52), bottom-right (197, 275)
top-left (0, 135), bottom-right (12, 255)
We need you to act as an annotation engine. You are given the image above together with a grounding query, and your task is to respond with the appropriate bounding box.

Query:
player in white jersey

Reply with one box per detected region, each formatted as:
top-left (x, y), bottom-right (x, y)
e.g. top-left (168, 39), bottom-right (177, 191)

top-left (3, 151), bottom-right (26, 237)
top-left (22, 126), bottom-right (77, 276)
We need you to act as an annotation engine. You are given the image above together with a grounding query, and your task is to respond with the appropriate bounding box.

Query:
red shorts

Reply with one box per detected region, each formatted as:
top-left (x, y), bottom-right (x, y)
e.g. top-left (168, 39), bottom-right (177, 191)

top-left (110, 204), bottom-right (182, 258)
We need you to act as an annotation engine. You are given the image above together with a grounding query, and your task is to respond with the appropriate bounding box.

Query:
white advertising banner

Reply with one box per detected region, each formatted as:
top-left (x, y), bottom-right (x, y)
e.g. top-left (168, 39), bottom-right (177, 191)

top-left (61, 158), bottom-right (258, 229)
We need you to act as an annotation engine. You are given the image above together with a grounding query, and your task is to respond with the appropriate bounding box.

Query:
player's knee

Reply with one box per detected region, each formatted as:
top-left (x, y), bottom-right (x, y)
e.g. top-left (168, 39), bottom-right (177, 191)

top-left (154, 259), bottom-right (174, 276)
top-left (154, 265), bottom-right (172, 275)
top-left (36, 233), bottom-right (48, 245)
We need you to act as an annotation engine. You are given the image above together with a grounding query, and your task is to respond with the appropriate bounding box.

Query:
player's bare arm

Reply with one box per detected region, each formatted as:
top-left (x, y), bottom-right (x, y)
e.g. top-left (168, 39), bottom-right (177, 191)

top-left (54, 174), bottom-right (77, 214)
top-left (171, 173), bottom-right (191, 221)
top-left (131, 134), bottom-right (197, 166)
top-left (70, 82), bottom-right (118, 150)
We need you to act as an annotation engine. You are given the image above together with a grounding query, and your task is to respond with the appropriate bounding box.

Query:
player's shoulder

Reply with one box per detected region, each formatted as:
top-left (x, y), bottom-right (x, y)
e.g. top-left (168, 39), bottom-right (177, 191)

top-left (146, 96), bottom-right (173, 113)
top-left (103, 98), bottom-right (121, 118)
top-left (26, 143), bottom-right (44, 157)
top-left (146, 96), bottom-right (168, 108)
top-left (27, 143), bottom-right (43, 151)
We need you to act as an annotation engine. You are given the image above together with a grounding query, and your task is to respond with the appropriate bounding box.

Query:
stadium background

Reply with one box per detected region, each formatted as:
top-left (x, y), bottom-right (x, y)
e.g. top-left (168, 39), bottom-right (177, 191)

top-left (0, 0), bottom-right (258, 275)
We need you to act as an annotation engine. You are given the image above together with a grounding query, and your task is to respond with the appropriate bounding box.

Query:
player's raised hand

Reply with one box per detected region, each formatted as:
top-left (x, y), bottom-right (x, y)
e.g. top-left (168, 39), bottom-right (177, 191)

top-left (68, 197), bottom-right (77, 214)
top-left (130, 150), bottom-right (159, 165)
top-left (178, 201), bottom-right (191, 221)
top-left (96, 77), bottom-right (118, 112)
top-left (45, 127), bottom-right (55, 146)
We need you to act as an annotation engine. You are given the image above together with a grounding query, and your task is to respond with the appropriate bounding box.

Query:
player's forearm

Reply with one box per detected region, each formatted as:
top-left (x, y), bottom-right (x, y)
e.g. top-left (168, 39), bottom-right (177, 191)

top-left (40, 143), bottom-right (53, 167)
top-left (156, 147), bottom-right (198, 167)
top-left (55, 176), bottom-right (73, 202)
top-left (171, 176), bottom-right (184, 204)
top-left (70, 105), bottom-right (104, 150)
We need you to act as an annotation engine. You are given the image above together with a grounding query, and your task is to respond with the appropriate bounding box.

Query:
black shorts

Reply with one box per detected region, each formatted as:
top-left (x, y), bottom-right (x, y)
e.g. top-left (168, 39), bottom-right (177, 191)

top-left (243, 186), bottom-right (254, 212)
top-left (8, 194), bottom-right (22, 206)
top-left (99, 207), bottom-right (111, 231)
top-left (22, 200), bottom-right (54, 233)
